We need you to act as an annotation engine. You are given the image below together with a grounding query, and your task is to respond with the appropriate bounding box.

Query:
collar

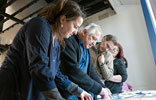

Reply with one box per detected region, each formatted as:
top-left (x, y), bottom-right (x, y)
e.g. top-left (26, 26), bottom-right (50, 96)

top-left (77, 34), bottom-right (83, 46)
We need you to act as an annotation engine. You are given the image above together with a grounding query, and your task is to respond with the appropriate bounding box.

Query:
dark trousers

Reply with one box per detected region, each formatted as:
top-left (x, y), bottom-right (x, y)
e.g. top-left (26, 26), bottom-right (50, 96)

top-left (0, 68), bottom-right (65, 100)
top-left (0, 69), bottom-right (18, 100)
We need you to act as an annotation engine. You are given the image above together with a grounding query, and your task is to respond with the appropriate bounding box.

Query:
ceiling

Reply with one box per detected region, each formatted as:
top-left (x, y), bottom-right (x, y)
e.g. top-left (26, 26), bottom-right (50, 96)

top-left (0, 0), bottom-right (113, 34)
top-left (0, 0), bottom-right (113, 53)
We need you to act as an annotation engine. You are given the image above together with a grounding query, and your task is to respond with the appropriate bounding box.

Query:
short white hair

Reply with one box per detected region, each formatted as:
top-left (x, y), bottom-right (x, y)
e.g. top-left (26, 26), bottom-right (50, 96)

top-left (84, 23), bottom-right (102, 35)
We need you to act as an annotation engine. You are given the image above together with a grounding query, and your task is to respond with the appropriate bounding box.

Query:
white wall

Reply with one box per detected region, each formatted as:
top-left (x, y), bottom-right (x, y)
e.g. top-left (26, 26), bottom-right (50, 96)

top-left (92, 5), bottom-right (156, 90)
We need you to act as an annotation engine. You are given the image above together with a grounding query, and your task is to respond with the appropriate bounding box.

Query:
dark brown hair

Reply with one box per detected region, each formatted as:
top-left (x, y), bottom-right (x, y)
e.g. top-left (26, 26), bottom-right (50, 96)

top-left (122, 57), bottom-right (128, 68)
top-left (116, 43), bottom-right (128, 68)
top-left (38, 0), bottom-right (85, 45)
top-left (116, 43), bottom-right (124, 59)
top-left (102, 34), bottom-right (117, 45)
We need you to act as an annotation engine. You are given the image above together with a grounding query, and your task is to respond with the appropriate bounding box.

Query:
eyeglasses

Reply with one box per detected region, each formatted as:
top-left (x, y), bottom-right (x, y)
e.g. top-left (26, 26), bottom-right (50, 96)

top-left (111, 47), bottom-right (119, 53)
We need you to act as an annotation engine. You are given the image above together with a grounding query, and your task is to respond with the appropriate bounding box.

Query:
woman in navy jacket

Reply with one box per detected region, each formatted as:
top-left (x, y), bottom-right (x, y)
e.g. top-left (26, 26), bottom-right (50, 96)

top-left (0, 0), bottom-right (93, 100)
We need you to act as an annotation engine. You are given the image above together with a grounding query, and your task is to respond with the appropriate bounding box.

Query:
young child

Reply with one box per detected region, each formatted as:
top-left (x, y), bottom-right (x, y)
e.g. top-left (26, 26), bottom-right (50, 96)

top-left (122, 82), bottom-right (134, 92)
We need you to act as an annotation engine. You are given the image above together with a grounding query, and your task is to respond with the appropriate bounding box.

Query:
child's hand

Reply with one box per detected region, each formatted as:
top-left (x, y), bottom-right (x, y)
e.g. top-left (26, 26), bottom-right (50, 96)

top-left (98, 54), bottom-right (105, 64)
top-left (130, 88), bottom-right (134, 91)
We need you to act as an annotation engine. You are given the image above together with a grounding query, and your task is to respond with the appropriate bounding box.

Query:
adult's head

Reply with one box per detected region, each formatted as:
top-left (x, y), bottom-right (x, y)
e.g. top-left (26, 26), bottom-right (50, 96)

top-left (97, 34), bottom-right (117, 53)
top-left (110, 43), bottom-right (124, 59)
top-left (110, 45), bottom-right (119, 58)
top-left (38, 0), bottom-right (85, 40)
top-left (110, 43), bottom-right (128, 68)
top-left (79, 23), bottom-right (102, 49)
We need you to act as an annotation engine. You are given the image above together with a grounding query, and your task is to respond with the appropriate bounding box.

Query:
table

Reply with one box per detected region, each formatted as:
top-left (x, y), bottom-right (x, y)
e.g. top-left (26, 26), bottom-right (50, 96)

top-left (98, 90), bottom-right (156, 100)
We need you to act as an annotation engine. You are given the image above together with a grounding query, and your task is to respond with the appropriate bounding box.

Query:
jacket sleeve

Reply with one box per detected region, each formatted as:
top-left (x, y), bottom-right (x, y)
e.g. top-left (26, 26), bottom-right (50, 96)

top-left (116, 59), bottom-right (128, 82)
top-left (99, 52), bottom-right (114, 80)
top-left (25, 18), bottom-right (56, 91)
top-left (55, 69), bottom-right (83, 96)
top-left (60, 37), bottom-right (102, 95)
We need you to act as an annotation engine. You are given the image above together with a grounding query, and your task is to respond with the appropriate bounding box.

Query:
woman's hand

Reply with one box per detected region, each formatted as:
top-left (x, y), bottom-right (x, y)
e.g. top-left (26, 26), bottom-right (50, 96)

top-left (79, 91), bottom-right (93, 100)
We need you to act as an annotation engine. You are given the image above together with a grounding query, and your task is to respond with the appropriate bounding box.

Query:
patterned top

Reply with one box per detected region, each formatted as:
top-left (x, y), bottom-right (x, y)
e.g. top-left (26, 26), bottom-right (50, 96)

top-left (89, 45), bottom-right (114, 83)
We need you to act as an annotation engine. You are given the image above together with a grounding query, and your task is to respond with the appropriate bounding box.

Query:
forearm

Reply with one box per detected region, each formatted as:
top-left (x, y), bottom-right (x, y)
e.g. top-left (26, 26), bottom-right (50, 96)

top-left (69, 69), bottom-right (103, 95)
top-left (42, 88), bottom-right (65, 100)
top-left (66, 82), bottom-right (83, 96)
top-left (99, 63), bottom-right (113, 80)
top-left (109, 75), bottom-right (122, 82)
top-left (98, 54), bottom-right (114, 81)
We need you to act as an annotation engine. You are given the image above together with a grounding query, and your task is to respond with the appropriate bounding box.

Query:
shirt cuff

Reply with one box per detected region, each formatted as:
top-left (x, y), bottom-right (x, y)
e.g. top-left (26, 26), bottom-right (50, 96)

top-left (99, 62), bottom-right (104, 66)
top-left (66, 82), bottom-right (83, 97)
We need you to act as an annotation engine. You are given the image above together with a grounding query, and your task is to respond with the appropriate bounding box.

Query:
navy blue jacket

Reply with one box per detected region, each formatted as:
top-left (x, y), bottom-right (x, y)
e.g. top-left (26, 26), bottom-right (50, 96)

top-left (59, 35), bottom-right (105, 99)
top-left (0, 17), bottom-right (71, 100)
top-left (105, 58), bottom-right (128, 94)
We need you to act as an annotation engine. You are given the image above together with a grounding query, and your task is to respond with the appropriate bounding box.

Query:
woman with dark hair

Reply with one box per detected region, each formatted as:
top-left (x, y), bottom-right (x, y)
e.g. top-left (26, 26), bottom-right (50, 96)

top-left (121, 57), bottom-right (134, 92)
top-left (105, 43), bottom-right (128, 94)
top-left (114, 44), bottom-right (134, 92)
top-left (0, 0), bottom-right (93, 100)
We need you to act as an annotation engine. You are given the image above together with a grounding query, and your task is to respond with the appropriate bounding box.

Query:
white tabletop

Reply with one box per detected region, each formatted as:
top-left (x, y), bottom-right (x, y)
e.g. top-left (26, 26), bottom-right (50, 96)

top-left (97, 90), bottom-right (156, 100)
